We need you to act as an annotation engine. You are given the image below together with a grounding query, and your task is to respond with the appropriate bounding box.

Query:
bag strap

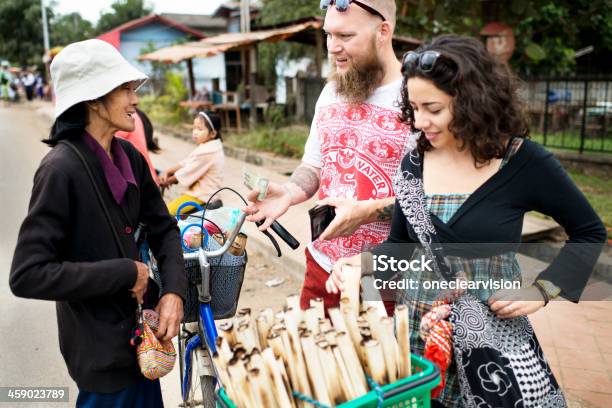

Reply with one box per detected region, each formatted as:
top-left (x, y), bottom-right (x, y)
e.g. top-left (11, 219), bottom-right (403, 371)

top-left (393, 149), bottom-right (453, 280)
top-left (60, 140), bottom-right (127, 258)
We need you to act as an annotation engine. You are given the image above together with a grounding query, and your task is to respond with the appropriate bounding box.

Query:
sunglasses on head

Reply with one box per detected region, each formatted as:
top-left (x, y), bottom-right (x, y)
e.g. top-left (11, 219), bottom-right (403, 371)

top-left (401, 50), bottom-right (441, 74)
top-left (320, 0), bottom-right (386, 21)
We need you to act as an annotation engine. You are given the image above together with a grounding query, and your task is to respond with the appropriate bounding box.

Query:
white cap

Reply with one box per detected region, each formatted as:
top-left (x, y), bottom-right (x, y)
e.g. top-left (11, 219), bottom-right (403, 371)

top-left (50, 39), bottom-right (148, 118)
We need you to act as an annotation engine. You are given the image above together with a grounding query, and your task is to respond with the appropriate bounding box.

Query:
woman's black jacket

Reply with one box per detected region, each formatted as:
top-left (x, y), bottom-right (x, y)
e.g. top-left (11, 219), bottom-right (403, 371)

top-left (10, 136), bottom-right (187, 392)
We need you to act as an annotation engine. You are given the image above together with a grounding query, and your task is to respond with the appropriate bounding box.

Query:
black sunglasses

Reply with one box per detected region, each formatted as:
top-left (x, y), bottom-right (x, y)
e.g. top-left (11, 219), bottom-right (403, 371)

top-left (320, 0), bottom-right (386, 22)
top-left (401, 51), bottom-right (441, 74)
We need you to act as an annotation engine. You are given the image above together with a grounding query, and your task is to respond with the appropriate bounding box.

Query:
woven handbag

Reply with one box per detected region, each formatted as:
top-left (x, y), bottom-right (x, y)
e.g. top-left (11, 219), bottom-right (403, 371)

top-left (137, 309), bottom-right (177, 380)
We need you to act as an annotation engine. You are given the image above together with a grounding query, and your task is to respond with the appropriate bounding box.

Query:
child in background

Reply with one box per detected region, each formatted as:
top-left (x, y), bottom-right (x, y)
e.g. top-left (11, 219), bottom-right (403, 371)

top-left (160, 111), bottom-right (224, 215)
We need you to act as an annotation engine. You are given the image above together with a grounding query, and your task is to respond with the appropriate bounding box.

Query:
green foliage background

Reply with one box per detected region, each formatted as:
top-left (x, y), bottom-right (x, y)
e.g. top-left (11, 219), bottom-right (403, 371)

top-left (255, 0), bottom-right (612, 83)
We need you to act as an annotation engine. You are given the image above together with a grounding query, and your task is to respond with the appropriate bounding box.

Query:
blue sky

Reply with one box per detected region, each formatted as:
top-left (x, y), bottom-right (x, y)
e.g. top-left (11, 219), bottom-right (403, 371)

top-left (53, 0), bottom-right (225, 24)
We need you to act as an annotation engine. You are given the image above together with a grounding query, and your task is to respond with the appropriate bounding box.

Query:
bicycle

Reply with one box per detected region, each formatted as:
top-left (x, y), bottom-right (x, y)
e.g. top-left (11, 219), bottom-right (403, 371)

top-left (170, 189), bottom-right (299, 407)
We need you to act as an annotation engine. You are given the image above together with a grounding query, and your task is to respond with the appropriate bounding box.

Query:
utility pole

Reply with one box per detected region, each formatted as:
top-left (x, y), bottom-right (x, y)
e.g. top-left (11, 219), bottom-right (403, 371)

top-left (241, 0), bottom-right (256, 127)
top-left (40, 0), bottom-right (51, 82)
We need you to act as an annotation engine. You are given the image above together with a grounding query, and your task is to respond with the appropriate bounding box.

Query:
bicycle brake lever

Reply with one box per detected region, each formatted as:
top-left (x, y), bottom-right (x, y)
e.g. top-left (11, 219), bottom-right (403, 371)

top-left (255, 220), bottom-right (300, 252)
top-left (269, 221), bottom-right (300, 250)
top-left (258, 226), bottom-right (282, 257)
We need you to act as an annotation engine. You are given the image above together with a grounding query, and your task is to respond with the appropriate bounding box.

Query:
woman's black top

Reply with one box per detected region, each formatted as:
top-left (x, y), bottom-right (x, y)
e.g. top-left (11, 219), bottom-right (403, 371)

top-left (10, 136), bottom-right (186, 392)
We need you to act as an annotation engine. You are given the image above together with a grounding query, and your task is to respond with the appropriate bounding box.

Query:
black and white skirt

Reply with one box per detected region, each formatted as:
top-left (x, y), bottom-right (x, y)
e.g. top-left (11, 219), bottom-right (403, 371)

top-left (451, 294), bottom-right (567, 408)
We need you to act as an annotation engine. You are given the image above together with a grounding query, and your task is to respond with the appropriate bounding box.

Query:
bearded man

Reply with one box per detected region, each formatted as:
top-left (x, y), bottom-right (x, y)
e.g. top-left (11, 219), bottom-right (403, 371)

top-left (246, 0), bottom-right (415, 313)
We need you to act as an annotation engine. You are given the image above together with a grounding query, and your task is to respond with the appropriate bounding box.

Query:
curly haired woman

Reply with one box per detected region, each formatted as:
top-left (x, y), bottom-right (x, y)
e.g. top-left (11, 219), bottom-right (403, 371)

top-left (327, 35), bottom-right (605, 407)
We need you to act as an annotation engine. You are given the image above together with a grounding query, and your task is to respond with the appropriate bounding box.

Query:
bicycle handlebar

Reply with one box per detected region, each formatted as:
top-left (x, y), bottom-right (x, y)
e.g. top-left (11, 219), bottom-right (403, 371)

top-left (183, 211), bottom-right (300, 261)
top-left (183, 212), bottom-right (248, 261)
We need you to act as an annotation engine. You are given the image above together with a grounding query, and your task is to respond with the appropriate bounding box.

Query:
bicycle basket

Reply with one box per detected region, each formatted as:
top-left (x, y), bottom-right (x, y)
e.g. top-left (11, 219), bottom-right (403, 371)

top-left (151, 236), bottom-right (247, 322)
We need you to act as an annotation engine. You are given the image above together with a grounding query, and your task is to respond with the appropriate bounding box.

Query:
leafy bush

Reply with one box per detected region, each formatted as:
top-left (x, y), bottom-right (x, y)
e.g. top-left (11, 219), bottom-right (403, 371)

top-left (226, 125), bottom-right (309, 158)
top-left (139, 71), bottom-right (190, 126)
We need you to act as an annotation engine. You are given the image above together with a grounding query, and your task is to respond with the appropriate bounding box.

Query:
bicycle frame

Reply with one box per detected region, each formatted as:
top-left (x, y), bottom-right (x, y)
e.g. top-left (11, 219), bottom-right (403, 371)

top-left (180, 211), bottom-right (248, 401)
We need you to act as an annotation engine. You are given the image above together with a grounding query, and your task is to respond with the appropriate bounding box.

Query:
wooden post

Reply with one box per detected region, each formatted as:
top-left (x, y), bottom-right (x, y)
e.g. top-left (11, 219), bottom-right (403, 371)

top-left (186, 58), bottom-right (196, 99)
top-left (249, 46), bottom-right (257, 128)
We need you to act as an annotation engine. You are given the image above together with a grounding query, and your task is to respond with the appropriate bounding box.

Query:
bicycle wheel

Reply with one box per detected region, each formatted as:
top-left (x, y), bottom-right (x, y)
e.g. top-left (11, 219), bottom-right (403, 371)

top-left (179, 323), bottom-right (205, 407)
top-left (199, 374), bottom-right (216, 408)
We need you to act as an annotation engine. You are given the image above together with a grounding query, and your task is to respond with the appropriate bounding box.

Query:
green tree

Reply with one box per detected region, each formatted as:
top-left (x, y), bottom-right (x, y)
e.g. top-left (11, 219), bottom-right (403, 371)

top-left (256, 0), bottom-right (321, 87)
top-left (95, 0), bottom-right (152, 35)
top-left (257, 0), bottom-right (612, 77)
top-left (394, 0), bottom-right (612, 76)
top-left (50, 12), bottom-right (94, 46)
top-left (0, 0), bottom-right (54, 66)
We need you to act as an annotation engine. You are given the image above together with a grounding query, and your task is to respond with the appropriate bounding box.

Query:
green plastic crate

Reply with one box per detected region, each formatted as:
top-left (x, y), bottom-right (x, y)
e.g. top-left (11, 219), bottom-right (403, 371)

top-left (216, 354), bottom-right (440, 408)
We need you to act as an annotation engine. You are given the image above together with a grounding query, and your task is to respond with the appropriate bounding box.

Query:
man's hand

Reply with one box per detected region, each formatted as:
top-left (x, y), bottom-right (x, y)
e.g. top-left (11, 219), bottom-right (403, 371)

top-left (488, 286), bottom-right (545, 319)
top-left (244, 182), bottom-right (292, 231)
top-left (130, 261), bottom-right (149, 304)
top-left (155, 293), bottom-right (183, 341)
top-left (317, 197), bottom-right (369, 241)
top-left (244, 164), bottom-right (321, 231)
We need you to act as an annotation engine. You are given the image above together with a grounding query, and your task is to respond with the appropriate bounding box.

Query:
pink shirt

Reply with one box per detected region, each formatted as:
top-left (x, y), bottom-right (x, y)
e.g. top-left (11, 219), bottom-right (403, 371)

top-left (115, 113), bottom-right (158, 184)
top-left (175, 139), bottom-right (225, 202)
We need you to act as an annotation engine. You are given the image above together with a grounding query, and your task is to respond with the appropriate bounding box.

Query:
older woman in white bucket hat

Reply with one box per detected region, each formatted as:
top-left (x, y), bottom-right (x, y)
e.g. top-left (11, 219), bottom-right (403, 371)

top-left (10, 39), bottom-right (186, 407)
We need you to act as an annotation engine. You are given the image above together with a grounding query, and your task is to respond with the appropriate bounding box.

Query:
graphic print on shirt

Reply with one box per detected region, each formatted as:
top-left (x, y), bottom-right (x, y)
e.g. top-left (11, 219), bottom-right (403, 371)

top-left (312, 102), bottom-right (411, 262)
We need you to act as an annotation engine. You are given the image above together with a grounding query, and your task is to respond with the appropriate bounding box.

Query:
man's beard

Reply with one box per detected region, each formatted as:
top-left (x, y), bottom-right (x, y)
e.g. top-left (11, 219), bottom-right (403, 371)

top-left (329, 41), bottom-right (384, 104)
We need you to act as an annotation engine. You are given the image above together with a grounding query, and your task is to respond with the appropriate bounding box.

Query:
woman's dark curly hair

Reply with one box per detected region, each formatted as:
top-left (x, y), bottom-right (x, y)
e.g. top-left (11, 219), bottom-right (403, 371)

top-left (399, 35), bottom-right (529, 165)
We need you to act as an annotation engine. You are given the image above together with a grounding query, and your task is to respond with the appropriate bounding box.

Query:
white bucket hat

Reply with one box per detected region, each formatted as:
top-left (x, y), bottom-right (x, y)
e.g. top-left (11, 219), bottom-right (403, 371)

top-left (50, 39), bottom-right (148, 118)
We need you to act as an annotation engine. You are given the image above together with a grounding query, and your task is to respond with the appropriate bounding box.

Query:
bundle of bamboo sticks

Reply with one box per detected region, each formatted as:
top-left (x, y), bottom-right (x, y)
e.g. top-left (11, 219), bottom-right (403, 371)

top-left (213, 296), bottom-right (412, 407)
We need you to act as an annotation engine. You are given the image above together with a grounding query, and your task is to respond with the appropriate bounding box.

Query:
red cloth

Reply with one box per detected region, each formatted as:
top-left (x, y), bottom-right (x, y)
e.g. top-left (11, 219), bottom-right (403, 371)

top-left (116, 113), bottom-right (158, 184)
top-left (421, 301), bottom-right (453, 398)
top-left (300, 248), bottom-right (395, 316)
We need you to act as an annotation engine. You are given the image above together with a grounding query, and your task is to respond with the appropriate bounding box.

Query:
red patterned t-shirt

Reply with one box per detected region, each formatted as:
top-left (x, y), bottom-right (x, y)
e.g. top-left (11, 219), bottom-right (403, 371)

top-left (302, 79), bottom-right (415, 271)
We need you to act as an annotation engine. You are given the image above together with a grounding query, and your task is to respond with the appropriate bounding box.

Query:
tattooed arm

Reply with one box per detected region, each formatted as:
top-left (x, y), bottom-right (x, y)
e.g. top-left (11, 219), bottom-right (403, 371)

top-left (283, 163), bottom-right (321, 205)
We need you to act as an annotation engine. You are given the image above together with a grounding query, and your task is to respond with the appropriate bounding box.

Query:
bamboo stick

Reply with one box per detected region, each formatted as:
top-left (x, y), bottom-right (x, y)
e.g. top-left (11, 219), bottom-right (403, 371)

top-left (361, 275), bottom-right (388, 317)
top-left (213, 353), bottom-right (238, 404)
top-left (300, 332), bottom-right (332, 406)
top-left (278, 326), bottom-right (300, 392)
top-left (236, 322), bottom-right (258, 353)
top-left (309, 298), bottom-right (324, 320)
top-left (274, 311), bottom-right (285, 325)
top-left (256, 314), bottom-right (272, 349)
top-left (328, 307), bottom-right (348, 333)
top-left (262, 348), bottom-right (295, 408)
top-left (316, 340), bottom-right (343, 404)
top-left (379, 316), bottom-right (398, 383)
top-left (319, 318), bottom-right (332, 333)
top-left (285, 308), bottom-right (313, 400)
top-left (275, 356), bottom-right (295, 408)
top-left (247, 349), bottom-right (268, 377)
top-left (267, 331), bottom-right (285, 360)
top-left (331, 344), bottom-right (357, 401)
top-left (340, 264), bottom-right (361, 314)
top-left (341, 306), bottom-right (366, 366)
top-left (227, 356), bottom-right (256, 408)
top-left (336, 331), bottom-right (368, 396)
top-left (216, 336), bottom-right (233, 365)
top-left (395, 304), bottom-right (412, 378)
top-left (249, 368), bottom-right (279, 408)
top-left (365, 306), bottom-right (383, 341)
top-left (363, 339), bottom-right (387, 385)
top-left (304, 307), bottom-right (320, 335)
top-left (218, 321), bottom-right (236, 346)
top-left (260, 307), bottom-right (274, 325)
